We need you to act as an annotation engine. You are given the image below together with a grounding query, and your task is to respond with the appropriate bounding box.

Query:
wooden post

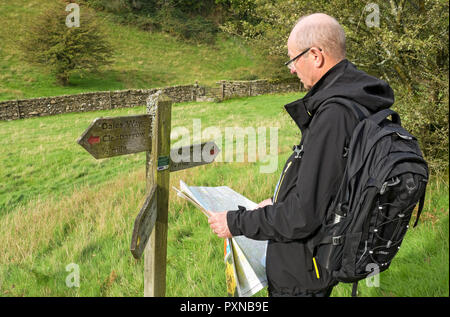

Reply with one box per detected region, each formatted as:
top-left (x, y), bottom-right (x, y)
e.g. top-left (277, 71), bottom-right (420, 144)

top-left (221, 81), bottom-right (225, 100)
top-left (144, 93), bottom-right (172, 297)
top-left (77, 91), bottom-right (218, 296)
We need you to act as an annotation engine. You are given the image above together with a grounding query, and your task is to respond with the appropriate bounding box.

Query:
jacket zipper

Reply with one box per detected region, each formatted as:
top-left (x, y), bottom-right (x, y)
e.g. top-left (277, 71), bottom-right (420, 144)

top-left (273, 161), bottom-right (293, 203)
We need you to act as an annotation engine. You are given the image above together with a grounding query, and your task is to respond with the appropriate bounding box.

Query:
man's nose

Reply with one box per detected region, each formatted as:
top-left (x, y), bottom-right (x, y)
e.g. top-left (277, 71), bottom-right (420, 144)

top-left (290, 67), bottom-right (296, 75)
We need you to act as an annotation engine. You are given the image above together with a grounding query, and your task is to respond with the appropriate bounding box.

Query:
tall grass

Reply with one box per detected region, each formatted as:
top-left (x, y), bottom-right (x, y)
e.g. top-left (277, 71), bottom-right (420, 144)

top-left (0, 93), bottom-right (448, 296)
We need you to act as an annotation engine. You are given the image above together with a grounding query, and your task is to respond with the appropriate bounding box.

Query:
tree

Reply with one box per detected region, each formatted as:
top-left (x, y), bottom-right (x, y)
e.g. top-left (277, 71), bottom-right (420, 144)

top-left (20, 1), bottom-right (113, 85)
top-left (219, 0), bottom-right (449, 172)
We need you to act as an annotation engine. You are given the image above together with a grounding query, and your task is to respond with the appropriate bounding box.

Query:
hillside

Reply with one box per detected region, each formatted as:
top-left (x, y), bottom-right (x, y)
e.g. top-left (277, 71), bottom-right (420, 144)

top-left (0, 0), bottom-right (273, 102)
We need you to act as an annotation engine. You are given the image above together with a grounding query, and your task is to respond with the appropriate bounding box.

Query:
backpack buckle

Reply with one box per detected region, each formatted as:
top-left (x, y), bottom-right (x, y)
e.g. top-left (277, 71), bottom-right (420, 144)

top-left (332, 236), bottom-right (344, 246)
top-left (336, 202), bottom-right (348, 217)
top-left (292, 144), bottom-right (304, 159)
top-left (333, 203), bottom-right (348, 224)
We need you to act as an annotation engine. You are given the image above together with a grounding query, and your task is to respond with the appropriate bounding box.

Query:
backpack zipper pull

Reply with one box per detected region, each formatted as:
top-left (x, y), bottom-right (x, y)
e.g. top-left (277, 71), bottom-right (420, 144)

top-left (380, 182), bottom-right (388, 195)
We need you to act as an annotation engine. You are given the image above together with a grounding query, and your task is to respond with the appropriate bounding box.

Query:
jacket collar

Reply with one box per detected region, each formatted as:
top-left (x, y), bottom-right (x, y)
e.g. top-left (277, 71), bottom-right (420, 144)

top-left (284, 59), bottom-right (349, 132)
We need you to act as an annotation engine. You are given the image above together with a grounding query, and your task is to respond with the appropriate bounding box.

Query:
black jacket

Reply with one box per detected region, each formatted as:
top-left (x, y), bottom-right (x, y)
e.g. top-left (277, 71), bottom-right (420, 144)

top-left (226, 59), bottom-right (395, 296)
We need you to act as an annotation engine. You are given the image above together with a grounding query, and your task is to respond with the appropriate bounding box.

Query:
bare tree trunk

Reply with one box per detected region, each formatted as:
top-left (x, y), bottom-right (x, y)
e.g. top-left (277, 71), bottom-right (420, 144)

top-left (56, 72), bottom-right (69, 86)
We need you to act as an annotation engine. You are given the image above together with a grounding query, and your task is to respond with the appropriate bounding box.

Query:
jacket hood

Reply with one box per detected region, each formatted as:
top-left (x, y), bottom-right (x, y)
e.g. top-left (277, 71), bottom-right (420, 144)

top-left (285, 59), bottom-right (395, 131)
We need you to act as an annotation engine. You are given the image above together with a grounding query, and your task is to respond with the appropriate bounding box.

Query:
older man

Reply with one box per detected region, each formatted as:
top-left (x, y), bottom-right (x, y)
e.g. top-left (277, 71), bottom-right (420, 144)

top-left (208, 13), bottom-right (394, 297)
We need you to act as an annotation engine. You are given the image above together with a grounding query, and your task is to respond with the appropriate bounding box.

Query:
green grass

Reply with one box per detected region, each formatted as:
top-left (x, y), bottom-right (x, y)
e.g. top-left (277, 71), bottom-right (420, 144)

top-left (0, 0), bottom-right (274, 101)
top-left (0, 93), bottom-right (448, 297)
top-left (0, 93), bottom-right (299, 297)
top-left (0, 93), bottom-right (299, 214)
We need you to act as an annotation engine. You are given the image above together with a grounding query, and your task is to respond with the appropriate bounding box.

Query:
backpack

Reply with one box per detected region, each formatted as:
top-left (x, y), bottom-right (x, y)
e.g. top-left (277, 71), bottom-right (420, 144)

top-left (307, 97), bottom-right (429, 296)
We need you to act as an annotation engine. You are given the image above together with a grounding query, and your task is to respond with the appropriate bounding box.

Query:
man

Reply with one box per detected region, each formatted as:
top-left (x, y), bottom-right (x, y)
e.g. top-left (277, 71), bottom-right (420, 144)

top-left (208, 13), bottom-right (394, 297)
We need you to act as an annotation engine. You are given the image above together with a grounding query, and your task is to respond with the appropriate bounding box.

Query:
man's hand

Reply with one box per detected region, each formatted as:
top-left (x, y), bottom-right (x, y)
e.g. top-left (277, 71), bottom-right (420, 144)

top-left (208, 200), bottom-right (272, 238)
top-left (257, 198), bottom-right (273, 208)
top-left (208, 211), bottom-right (232, 239)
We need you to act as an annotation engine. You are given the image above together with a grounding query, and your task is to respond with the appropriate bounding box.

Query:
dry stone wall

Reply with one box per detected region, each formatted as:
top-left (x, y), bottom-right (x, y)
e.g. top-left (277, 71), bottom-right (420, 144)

top-left (216, 79), bottom-right (301, 99)
top-left (0, 79), bottom-right (302, 121)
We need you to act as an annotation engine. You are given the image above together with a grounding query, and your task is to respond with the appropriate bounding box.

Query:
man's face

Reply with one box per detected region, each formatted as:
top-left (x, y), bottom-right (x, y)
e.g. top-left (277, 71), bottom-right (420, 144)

top-left (287, 36), bottom-right (315, 90)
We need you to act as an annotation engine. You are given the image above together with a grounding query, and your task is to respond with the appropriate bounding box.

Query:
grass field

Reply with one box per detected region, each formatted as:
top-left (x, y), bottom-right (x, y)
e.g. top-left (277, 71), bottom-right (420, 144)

top-left (0, 0), bottom-right (274, 102)
top-left (0, 93), bottom-right (448, 297)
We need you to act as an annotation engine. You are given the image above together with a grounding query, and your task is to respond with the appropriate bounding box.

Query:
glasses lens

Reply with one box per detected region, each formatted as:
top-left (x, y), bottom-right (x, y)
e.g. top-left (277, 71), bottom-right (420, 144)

top-left (286, 47), bottom-right (311, 70)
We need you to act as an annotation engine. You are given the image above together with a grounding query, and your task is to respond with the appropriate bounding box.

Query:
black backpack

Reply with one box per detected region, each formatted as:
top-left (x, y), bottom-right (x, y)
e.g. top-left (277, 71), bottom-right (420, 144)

top-left (308, 97), bottom-right (429, 296)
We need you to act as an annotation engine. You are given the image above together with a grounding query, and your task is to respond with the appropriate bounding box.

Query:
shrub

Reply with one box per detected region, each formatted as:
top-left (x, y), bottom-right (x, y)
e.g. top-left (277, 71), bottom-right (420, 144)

top-left (82, 0), bottom-right (220, 43)
top-left (394, 85), bottom-right (449, 175)
top-left (157, 8), bottom-right (218, 43)
top-left (20, 1), bottom-right (113, 86)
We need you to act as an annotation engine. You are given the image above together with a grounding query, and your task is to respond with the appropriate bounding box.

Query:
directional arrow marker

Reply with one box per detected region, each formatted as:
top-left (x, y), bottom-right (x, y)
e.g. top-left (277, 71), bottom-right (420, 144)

top-left (77, 114), bottom-right (152, 159)
top-left (169, 141), bottom-right (220, 172)
top-left (88, 135), bottom-right (100, 145)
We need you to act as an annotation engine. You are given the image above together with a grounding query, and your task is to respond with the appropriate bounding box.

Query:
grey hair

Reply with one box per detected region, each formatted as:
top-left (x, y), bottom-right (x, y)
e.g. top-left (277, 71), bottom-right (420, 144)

top-left (293, 13), bottom-right (346, 61)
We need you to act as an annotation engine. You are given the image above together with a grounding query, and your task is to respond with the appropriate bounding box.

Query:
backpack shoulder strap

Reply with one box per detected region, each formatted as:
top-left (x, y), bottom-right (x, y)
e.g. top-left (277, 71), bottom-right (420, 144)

top-left (324, 97), bottom-right (402, 127)
top-left (352, 281), bottom-right (358, 297)
top-left (368, 108), bottom-right (402, 126)
top-left (324, 97), bottom-right (371, 122)
top-left (413, 190), bottom-right (427, 228)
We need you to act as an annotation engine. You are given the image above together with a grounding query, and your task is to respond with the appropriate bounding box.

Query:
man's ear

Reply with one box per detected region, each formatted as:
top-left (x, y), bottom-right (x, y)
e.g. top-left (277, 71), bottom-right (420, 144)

top-left (311, 47), bottom-right (325, 68)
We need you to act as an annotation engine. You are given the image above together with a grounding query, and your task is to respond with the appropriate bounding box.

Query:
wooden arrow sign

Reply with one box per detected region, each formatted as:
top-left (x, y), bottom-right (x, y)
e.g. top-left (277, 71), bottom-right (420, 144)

top-left (129, 141), bottom-right (220, 259)
top-left (130, 185), bottom-right (157, 259)
top-left (77, 114), bottom-right (152, 159)
top-left (169, 141), bottom-right (220, 172)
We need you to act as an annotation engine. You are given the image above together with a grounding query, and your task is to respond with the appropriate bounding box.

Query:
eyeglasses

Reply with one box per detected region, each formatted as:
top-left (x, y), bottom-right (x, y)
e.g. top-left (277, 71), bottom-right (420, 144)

top-left (284, 47), bottom-right (322, 70)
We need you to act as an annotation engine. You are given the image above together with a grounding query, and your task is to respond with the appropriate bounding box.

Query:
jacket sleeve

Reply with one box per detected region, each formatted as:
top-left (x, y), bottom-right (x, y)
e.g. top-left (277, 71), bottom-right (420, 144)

top-left (227, 104), bottom-right (356, 241)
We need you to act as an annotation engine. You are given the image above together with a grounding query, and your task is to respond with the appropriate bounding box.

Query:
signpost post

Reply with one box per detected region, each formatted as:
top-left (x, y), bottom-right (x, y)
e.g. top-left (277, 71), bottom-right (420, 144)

top-left (77, 92), bottom-right (220, 297)
top-left (144, 93), bottom-right (172, 297)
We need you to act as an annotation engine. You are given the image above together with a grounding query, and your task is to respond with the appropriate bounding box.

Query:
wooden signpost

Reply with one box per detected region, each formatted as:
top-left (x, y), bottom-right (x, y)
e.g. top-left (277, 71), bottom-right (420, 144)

top-left (170, 141), bottom-right (220, 172)
top-left (77, 114), bottom-right (152, 159)
top-left (77, 92), bottom-right (220, 297)
top-left (130, 184), bottom-right (157, 259)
